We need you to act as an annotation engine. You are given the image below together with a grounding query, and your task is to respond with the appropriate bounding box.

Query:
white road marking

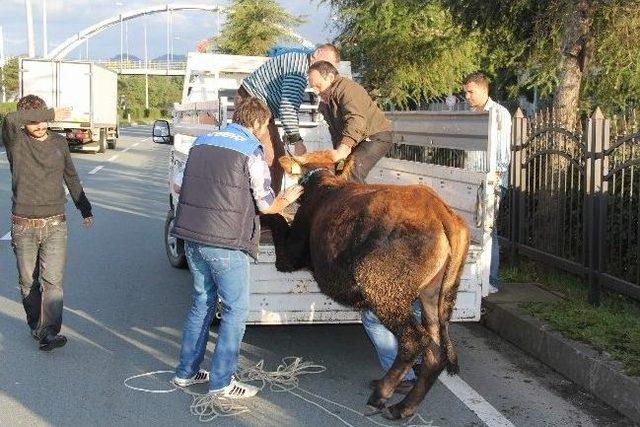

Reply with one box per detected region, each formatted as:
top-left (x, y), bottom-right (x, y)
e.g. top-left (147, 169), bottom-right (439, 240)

top-left (439, 373), bottom-right (515, 427)
top-left (88, 165), bottom-right (104, 175)
top-left (132, 142), bottom-right (140, 147)
top-left (107, 155), bottom-right (119, 162)
top-left (1, 231), bottom-right (10, 240)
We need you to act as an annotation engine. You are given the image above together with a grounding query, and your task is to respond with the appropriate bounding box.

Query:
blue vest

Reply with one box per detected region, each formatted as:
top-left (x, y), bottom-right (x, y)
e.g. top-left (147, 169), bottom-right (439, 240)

top-left (171, 124), bottom-right (263, 259)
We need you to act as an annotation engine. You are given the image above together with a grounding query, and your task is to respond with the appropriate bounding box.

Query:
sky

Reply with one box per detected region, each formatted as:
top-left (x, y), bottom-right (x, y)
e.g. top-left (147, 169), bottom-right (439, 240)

top-left (0, 0), bottom-right (338, 60)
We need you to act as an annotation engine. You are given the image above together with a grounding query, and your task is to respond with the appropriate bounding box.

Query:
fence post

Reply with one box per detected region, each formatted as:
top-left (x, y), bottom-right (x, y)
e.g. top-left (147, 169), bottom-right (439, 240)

top-left (510, 108), bottom-right (526, 262)
top-left (586, 107), bottom-right (607, 306)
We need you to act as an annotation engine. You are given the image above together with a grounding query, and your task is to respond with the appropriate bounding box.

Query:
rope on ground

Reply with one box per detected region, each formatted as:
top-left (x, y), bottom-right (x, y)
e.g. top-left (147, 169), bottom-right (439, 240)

top-left (123, 357), bottom-right (327, 422)
top-left (188, 357), bottom-right (327, 422)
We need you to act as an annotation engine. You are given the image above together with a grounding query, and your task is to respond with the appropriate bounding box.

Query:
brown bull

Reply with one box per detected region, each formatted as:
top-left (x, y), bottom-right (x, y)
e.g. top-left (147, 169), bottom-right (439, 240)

top-left (264, 151), bottom-right (470, 420)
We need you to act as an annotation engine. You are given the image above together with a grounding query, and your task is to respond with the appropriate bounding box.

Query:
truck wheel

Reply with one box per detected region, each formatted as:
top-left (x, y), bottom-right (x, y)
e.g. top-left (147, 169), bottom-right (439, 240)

top-left (98, 129), bottom-right (107, 153)
top-left (108, 138), bottom-right (117, 150)
top-left (165, 210), bottom-right (187, 269)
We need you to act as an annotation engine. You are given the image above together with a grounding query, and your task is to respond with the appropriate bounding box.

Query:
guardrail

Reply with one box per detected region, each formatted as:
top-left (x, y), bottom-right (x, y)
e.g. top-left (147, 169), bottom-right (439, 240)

top-left (95, 60), bottom-right (187, 71)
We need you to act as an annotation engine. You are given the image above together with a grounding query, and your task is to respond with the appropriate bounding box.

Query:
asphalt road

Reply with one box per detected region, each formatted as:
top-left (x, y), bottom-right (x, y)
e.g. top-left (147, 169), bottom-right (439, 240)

top-left (0, 126), bottom-right (632, 426)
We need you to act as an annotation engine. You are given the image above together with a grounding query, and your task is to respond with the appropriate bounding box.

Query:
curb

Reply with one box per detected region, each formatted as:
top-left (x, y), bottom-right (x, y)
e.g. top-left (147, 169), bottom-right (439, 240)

top-left (482, 297), bottom-right (640, 424)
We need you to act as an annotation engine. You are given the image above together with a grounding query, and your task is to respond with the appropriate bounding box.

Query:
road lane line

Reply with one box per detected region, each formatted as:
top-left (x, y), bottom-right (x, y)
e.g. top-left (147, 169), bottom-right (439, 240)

top-left (439, 373), bottom-right (515, 427)
top-left (1, 231), bottom-right (10, 240)
top-left (88, 165), bottom-right (104, 175)
top-left (132, 142), bottom-right (140, 147)
top-left (107, 155), bottom-right (119, 162)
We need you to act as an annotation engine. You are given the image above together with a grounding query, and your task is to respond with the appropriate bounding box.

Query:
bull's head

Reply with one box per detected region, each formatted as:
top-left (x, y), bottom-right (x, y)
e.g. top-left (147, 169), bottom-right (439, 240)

top-left (279, 151), bottom-right (354, 183)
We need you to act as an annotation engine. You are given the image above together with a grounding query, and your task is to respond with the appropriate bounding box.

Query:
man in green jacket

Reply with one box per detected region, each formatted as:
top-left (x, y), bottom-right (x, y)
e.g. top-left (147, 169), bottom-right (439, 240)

top-left (308, 60), bottom-right (392, 183)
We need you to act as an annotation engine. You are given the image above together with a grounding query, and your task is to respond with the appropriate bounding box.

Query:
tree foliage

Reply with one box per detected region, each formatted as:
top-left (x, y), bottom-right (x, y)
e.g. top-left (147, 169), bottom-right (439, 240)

top-left (327, 0), bottom-right (481, 108)
top-left (213, 0), bottom-right (305, 56)
top-left (444, 0), bottom-right (640, 117)
top-left (0, 57), bottom-right (20, 101)
top-left (118, 75), bottom-right (182, 119)
top-left (328, 0), bottom-right (640, 117)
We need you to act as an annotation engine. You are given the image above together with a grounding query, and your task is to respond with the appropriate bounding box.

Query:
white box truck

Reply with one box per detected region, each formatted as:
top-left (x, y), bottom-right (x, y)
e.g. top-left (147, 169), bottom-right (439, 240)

top-left (19, 58), bottom-right (118, 153)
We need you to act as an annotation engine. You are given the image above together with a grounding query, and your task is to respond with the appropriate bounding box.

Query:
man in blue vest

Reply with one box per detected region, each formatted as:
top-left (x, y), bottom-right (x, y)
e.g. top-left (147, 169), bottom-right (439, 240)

top-left (170, 97), bottom-right (303, 398)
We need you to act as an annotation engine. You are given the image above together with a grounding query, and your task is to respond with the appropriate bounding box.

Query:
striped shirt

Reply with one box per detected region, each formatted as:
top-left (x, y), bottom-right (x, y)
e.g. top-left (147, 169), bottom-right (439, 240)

top-left (241, 52), bottom-right (309, 138)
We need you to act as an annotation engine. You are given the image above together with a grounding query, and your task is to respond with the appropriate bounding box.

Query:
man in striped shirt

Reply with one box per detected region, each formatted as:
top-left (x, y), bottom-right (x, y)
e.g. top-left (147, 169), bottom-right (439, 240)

top-left (234, 44), bottom-right (340, 194)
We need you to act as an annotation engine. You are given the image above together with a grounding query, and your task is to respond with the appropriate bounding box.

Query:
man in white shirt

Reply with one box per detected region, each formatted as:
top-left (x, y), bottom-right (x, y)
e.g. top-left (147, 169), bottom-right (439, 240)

top-left (463, 72), bottom-right (512, 294)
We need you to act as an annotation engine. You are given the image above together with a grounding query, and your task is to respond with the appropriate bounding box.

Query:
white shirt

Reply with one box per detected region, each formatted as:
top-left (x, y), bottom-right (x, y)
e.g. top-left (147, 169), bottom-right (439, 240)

top-left (483, 98), bottom-right (511, 188)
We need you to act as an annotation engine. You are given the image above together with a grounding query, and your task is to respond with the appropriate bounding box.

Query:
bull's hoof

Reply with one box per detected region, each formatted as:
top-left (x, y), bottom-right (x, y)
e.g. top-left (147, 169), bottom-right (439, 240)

top-left (366, 393), bottom-right (387, 411)
top-left (364, 405), bottom-right (384, 416)
top-left (382, 404), bottom-right (415, 421)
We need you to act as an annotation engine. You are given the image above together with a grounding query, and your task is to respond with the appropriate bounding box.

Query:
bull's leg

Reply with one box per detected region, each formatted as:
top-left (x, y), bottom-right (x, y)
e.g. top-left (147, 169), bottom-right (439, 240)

top-left (366, 311), bottom-right (426, 412)
top-left (383, 286), bottom-right (446, 420)
top-left (262, 213), bottom-right (309, 271)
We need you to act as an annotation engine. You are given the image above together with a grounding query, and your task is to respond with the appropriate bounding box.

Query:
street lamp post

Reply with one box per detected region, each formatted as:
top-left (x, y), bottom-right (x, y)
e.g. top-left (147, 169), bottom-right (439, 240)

top-left (1, 26), bottom-right (6, 103)
top-left (116, 2), bottom-right (123, 71)
top-left (42, 0), bottom-right (48, 57)
top-left (25, 0), bottom-right (35, 57)
top-left (144, 20), bottom-right (149, 110)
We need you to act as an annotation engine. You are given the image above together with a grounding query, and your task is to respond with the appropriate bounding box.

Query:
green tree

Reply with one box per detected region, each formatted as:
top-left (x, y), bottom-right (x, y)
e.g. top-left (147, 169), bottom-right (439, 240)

top-left (118, 75), bottom-right (182, 120)
top-left (1, 57), bottom-right (20, 101)
top-left (326, 0), bottom-right (481, 109)
top-left (444, 0), bottom-right (640, 125)
top-left (213, 0), bottom-right (305, 56)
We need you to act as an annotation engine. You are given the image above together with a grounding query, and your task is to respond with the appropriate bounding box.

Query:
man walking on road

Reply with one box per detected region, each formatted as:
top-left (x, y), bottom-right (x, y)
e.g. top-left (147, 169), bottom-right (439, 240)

top-left (170, 97), bottom-right (303, 398)
top-left (234, 44), bottom-right (340, 193)
top-left (463, 72), bottom-right (511, 294)
top-left (2, 95), bottom-right (94, 351)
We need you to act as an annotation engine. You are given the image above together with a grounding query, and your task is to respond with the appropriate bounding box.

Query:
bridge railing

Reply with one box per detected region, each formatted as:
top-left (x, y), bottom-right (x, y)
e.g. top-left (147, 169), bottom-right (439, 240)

top-left (94, 60), bottom-right (187, 71)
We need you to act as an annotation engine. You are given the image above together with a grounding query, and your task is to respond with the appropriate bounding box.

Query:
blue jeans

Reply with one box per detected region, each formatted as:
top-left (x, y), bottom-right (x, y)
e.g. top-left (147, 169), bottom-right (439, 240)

top-left (490, 187), bottom-right (507, 288)
top-left (175, 243), bottom-right (250, 390)
top-left (361, 301), bottom-right (422, 382)
top-left (11, 220), bottom-right (67, 338)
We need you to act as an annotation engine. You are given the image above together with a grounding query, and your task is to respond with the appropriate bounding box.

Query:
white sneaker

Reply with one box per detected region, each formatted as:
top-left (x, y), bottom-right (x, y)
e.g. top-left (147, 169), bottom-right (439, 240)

top-left (172, 369), bottom-right (209, 387)
top-left (210, 378), bottom-right (259, 399)
top-left (488, 285), bottom-right (499, 294)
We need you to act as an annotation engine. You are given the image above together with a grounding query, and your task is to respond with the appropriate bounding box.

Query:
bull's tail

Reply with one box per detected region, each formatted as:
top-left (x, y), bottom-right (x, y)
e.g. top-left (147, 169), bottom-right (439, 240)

top-left (438, 214), bottom-right (470, 374)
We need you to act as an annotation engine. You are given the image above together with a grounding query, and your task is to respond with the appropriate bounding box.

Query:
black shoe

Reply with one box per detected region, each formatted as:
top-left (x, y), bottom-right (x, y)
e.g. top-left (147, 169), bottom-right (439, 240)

top-left (39, 334), bottom-right (67, 352)
top-left (31, 330), bottom-right (40, 341)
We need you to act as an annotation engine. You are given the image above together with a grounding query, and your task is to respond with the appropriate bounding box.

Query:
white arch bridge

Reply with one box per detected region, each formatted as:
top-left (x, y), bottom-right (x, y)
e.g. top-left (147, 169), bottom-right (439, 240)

top-left (45, 3), bottom-right (314, 75)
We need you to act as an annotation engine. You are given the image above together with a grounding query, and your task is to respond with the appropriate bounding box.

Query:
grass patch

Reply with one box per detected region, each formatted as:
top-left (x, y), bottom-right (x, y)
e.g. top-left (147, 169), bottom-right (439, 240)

top-left (500, 259), bottom-right (640, 376)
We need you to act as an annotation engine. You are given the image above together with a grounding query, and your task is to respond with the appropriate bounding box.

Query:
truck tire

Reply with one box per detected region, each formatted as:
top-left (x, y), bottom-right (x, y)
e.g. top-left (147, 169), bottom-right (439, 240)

top-left (108, 138), bottom-right (117, 150)
top-left (165, 209), bottom-right (187, 269)
top-left (98, 129), bottom-right (107, 154)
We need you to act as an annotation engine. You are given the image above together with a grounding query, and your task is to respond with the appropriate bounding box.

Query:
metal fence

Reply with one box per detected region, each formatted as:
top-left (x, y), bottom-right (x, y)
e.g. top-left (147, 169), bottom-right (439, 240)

top-left (499, 108), bottom-right (640, 303)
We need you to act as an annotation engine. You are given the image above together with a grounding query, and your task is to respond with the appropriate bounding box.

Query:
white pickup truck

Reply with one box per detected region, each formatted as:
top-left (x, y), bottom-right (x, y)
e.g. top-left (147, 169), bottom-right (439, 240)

top-left (156, 52), bottom-right (497, 324)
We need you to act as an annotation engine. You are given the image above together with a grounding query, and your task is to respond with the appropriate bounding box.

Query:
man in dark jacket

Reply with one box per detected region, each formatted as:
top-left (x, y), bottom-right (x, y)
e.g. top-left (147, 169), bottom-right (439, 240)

top-left (2, 95), bottom-right (94, 351)
top-left (308, 60), bottom-right (392, 183)
top-left (170, 97), bottom-right (303, 398)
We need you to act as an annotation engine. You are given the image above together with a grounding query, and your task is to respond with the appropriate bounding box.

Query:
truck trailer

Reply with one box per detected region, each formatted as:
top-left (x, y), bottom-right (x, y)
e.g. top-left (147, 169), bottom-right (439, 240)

top-left (19, 58), bottom-right (118, 153)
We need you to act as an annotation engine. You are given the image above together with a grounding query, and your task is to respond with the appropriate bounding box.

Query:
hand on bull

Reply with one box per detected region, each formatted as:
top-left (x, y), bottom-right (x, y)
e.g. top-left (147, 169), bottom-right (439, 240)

top-left (259, 184), bottom-right (304, 215)
top-left (329, 143), bottom-right (352, 162)
top-left (281, 184), bottom-right (304, 205)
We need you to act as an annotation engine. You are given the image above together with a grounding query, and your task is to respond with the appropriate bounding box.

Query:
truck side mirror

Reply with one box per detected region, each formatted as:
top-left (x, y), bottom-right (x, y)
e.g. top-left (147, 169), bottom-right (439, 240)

top-left (152, 120), bottom-right (173, 144)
